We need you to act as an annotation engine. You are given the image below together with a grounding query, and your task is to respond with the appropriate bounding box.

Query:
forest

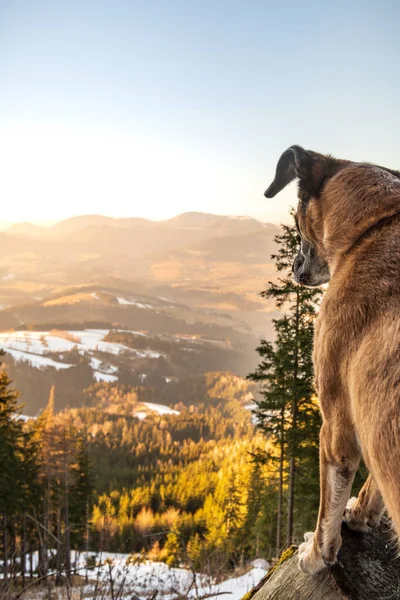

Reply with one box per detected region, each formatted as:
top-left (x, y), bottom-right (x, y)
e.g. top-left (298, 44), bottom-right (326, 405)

top-left (0, 217), bottom-right (367, 596)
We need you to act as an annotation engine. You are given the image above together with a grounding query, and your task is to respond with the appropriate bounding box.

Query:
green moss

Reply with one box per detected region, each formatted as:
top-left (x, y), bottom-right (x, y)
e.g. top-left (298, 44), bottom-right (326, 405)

top-left (264, 545), bottom-right (297, 582)
top-left (240, 546), bottom-right (298, 600)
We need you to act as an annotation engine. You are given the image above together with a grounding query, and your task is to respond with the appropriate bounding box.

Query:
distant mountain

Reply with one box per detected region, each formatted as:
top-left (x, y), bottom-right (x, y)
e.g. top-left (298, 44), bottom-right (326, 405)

top-left (0, 212), bottom-right (281, 410)
top-left (164, 211), bottom-right (259, 228)
top-left (6, 222), bottom-right (47, 237)
top-left (6, 214), bottom-right (155, 239)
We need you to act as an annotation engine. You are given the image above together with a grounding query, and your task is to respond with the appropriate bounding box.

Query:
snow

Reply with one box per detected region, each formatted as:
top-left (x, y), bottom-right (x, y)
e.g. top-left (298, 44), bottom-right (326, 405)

top-left (117, 297), bottom-right (153, 309)
top-left (0, 329), bottom-right (132, 358)
top-left (244, 403), bottom-right (258, 425)
top-left (16, 551), bottom-right (267, 599)
top-left (0, 331), bottom-right (78, 354)
top-left (132, 402), bottom-right (180, 420)
top-left (142, 402), bottom-right (180, 416)
top-left (196, 566), bottom-right (267, 599)
top-left (89, 356), bottom-right (118, 374)
top-left (114, 328), bottom-right (148, 337)
top-left (117, 297), bottom-right (134, 305)
top-left (251, 558), bottom-right (270, 570)
top-left (69, 329), bottom-right (127, 355)
top-left (5, 348), bottom-right (72, 370)
top-left (0, 329), bottom-right (162, 380)
top-left (133, 411), bottom-right (147, 420)
top-left (14, 414), bottom-right (36, 422)
top-left (76, 554), bottom-right (266, 599)
top-left (93, 371), bottom-right (118, 383)
top-left (135, 349), bottom-right (162, 359)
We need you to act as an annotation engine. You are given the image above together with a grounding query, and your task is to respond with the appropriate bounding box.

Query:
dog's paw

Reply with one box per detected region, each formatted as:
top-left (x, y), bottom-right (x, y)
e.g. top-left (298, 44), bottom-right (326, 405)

top-left (298, 532), bottom-right (326, 575)
top-left (343, 496), bottom-right (371, 532)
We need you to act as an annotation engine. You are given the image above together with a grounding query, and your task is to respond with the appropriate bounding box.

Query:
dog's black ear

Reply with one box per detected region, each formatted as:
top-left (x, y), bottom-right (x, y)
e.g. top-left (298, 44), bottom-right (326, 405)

top-left (264, 145), bottom-right (312, 198)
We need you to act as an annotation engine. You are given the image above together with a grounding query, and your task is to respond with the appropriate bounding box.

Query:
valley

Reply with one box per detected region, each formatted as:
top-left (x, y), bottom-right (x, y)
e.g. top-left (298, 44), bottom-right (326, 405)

top-left (0, 212), bottom-right (279, 414)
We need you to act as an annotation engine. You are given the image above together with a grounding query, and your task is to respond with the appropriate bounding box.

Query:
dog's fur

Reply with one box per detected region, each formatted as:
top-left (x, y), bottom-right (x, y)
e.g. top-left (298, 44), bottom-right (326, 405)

top-left (265, 146), bottom-right (400, 574)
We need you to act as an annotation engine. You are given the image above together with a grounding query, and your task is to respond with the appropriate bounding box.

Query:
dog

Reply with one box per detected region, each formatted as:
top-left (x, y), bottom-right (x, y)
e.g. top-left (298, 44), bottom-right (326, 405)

top-left (264, 145), bottom-right (400, 574)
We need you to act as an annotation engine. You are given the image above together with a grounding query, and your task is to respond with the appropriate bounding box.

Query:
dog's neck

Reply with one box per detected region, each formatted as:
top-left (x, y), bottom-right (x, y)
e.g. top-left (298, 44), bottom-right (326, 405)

top-left (344, 209), bottom-right (400, 257)
top-left (320, 166), bottom-right (400, 275)
top-left (325, 207), bottom-right (400, 280)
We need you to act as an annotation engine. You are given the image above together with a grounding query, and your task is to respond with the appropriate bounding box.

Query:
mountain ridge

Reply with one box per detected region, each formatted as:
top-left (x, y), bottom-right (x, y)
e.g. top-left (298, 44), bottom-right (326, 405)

top-left (5, 211), bottom-right (272, 238)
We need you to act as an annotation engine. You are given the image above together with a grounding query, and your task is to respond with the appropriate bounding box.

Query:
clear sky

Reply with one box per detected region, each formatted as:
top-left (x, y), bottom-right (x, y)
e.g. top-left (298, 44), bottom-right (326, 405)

top-left (1, 0), bottom-right (399, 224)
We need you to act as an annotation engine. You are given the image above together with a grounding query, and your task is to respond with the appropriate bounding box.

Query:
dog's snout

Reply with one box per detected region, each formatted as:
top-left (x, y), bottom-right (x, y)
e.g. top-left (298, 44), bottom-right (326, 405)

top-left (293, 253), bottom-right (304, 272)
top-left (296, 271), bottom-right (308, 284)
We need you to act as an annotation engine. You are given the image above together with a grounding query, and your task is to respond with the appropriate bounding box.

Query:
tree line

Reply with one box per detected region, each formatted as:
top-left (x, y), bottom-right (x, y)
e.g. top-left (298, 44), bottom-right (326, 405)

top-left (0, 375), bottom-right (93, 587)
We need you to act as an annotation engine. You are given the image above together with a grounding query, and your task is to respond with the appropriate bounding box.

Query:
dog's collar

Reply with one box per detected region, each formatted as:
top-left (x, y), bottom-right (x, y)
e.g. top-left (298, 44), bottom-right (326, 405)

top-left (345, 209), bottom-right (400, 256)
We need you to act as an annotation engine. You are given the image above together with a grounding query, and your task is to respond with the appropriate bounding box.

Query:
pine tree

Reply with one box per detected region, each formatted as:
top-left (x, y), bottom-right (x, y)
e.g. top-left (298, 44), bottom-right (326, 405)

top-left (0, 353), bottom-right (40, 579)
top-left (70, 436), bottom-right (94, 551)
top-left (248, 212), bottom-right (322, 549)
top-left (33, 386), bottom-right (57, 577)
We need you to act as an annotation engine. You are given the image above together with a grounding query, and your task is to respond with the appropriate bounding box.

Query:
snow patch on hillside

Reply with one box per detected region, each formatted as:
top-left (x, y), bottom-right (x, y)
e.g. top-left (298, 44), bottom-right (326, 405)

top-left (5, 348), bottom-right (72, 370)
top-left (89, 356), bottom-right (118, 373)
top-left (0, 329), bottom-right (162, 381)
top-left (93, 371), bottom-right (118, 383)
top-left (142, 402), bottom-right (180, 416)
top-left (117, 297), bottom-right (152, 309)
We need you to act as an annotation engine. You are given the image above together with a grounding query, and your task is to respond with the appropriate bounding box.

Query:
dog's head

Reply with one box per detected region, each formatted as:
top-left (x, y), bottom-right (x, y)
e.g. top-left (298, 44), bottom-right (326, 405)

top-left (265, 146), bottom-right (347, 286)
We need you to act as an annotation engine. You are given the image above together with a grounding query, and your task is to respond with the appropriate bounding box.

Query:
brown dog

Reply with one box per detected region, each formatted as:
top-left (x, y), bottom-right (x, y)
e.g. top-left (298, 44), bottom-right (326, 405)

top-left (265, 146), bottom-right (400, 574)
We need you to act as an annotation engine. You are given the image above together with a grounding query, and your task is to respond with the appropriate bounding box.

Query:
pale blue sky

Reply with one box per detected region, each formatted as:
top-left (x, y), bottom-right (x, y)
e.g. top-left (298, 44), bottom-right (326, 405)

top-left (1, 0), bottom-right (399, 224)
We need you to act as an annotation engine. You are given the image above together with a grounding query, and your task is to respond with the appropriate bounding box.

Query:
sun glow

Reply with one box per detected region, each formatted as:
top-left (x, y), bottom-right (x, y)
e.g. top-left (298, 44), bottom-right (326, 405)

top-left (0, 122), bottom-right (264, 223)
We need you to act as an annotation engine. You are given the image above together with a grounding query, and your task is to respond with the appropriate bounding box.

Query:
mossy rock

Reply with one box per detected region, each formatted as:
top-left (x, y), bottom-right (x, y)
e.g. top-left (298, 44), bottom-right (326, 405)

top-left (244, 523), bottom-right (400, 600)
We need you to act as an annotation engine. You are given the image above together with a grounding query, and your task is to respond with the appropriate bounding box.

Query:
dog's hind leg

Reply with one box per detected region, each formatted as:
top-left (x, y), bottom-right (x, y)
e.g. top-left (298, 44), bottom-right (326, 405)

top-left (298, 420), bottom-right (361, 574)
top-left (361, 420), bottom-right (400, 546)
top-left (350, 333), bottom-right (400, 547)
top-left (344, 475), bottom-right (385, 531)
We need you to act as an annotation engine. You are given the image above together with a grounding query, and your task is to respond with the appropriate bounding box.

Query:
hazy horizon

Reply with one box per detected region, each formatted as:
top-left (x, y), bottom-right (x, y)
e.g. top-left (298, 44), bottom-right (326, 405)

top-left (0, 208), bottom-right (292, 231)
top-left (1, 1), bottom-right (399, 225)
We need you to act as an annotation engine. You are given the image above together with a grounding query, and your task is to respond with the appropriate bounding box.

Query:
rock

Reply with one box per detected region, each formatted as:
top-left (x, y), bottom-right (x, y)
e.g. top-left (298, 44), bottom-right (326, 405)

top-left (245, 519), bottom-right (400, 600)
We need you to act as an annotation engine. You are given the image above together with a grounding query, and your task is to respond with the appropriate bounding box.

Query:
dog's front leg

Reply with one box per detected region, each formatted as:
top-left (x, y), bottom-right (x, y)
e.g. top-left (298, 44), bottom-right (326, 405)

top-left (298, 421), bottom-right (361, 574)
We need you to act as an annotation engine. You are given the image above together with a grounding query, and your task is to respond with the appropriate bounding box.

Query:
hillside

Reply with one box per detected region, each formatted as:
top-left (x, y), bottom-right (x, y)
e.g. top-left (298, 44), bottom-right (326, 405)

top-left (1, 211), bottom-right (278, 331)
top-left (0, 212), bottom-right (279, 413)
top-left (28, 373), bottom-right (277, 567)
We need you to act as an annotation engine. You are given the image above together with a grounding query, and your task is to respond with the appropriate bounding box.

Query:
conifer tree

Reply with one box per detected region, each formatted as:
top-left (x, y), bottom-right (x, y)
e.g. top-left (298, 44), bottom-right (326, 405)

top-left (0, 353), bottom-right (40, 578)
top-left (70, 436), bottom-right (94, 550)
top-left (248, 213), bottom-right (322, 549)
top-left (0, 361), bottom-right (24, 515)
